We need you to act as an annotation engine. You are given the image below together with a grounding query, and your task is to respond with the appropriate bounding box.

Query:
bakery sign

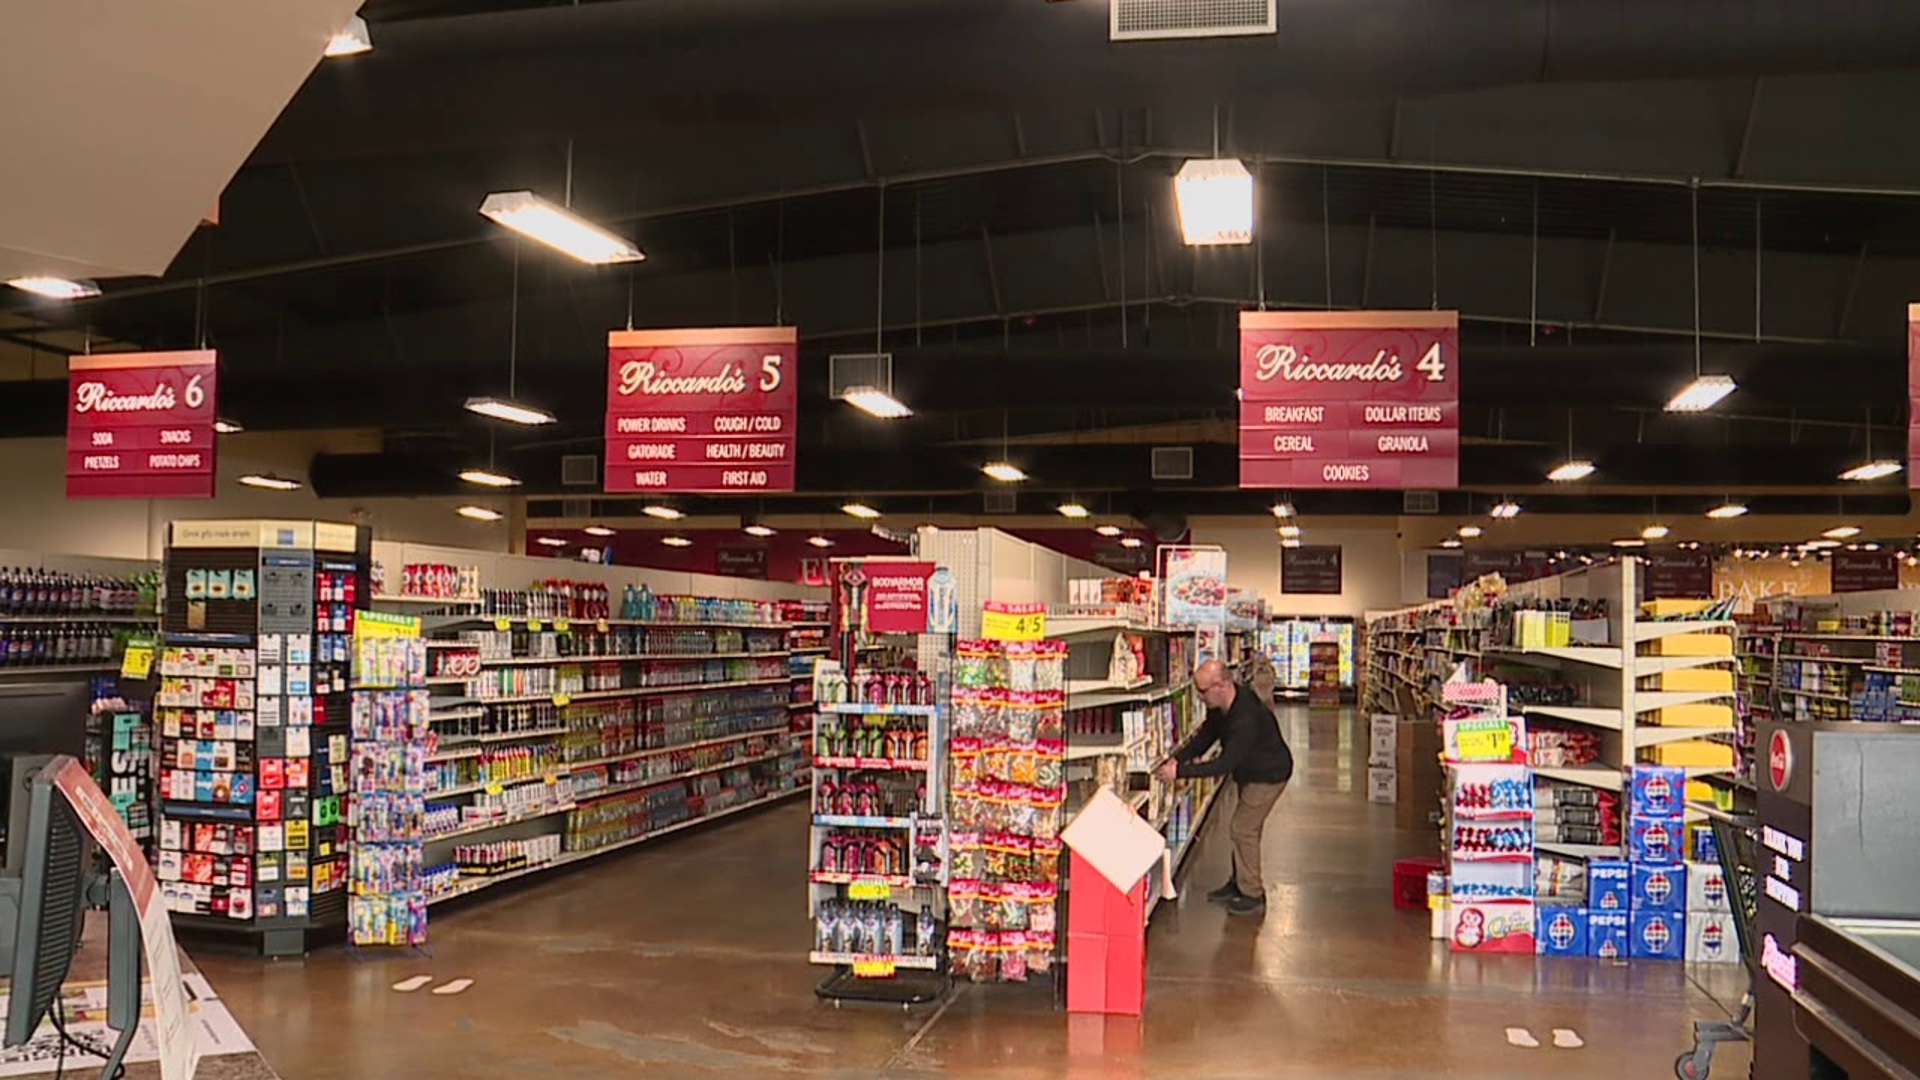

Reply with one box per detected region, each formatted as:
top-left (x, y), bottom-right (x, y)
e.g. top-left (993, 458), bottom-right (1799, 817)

top-left (1239, 310), bottom-right (1460, 489)
top-left (604, 327), bottom-right (798, 493)
top-left (66, 350), bottom-right (218, 499)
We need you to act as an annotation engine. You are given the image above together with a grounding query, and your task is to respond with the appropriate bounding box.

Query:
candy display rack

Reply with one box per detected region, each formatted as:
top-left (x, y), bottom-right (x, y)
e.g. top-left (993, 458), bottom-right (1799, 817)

top-left (347, 611), bottom-right (430, 949)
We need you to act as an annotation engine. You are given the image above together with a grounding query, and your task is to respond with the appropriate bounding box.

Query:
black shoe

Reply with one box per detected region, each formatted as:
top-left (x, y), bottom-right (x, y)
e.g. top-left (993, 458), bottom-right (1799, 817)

top-left (1225, 893), bottom-right (1267, 917)
top-left (1206, 878), bottom-right (1242, 903)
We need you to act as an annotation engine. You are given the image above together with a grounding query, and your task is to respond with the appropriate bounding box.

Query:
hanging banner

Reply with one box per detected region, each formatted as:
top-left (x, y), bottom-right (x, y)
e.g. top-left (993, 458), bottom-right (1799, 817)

top-left (66, 350), bottom-right (218, 499)
top-left (1831, 550), bottom-right (1898, 593)
top-left (1238, 311), bottom-right (1459, 489)
top-left (1644, 548), bottom-right (1713, 599)
top-left (1909, 303), bottom-right (1919, 490)
top-left (1162, 547), bottom-right (1228, 629)
top-left (604, 327), bottom-right (797, 493)
top-left (865, 561), bottom-right (936, 634)
top-left (1280, 545), bottom-right (1343, 595)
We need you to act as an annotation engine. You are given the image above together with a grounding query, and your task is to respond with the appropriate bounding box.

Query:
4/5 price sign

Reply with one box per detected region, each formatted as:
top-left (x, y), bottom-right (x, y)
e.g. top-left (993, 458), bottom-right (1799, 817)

top-left (66, 350), bottom-right (218, 499)
top-left (982, 601), bottom-right (1047, 642)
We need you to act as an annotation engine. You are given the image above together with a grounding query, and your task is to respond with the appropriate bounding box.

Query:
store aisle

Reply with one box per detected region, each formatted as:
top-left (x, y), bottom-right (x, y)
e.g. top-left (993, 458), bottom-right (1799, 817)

top-left (195, 705), bottom-right (1752, 1080)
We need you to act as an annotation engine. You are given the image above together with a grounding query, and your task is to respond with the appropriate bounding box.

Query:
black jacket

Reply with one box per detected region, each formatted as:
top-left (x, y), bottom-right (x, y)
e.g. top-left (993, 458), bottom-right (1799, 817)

top-left (1174, 683), bottom-right (1294, 785)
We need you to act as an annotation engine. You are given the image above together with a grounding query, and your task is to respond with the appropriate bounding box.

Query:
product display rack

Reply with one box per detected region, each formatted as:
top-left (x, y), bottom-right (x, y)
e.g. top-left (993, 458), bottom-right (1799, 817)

top-left (784, 601), bottom-right (832, 791)
top-left (347, 614), bottom-right (430, 948)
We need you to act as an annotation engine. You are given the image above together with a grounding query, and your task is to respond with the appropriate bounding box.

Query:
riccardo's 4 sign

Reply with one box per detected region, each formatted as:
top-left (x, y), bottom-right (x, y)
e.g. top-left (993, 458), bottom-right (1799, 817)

top-left (66, 350), bottom-right (218, 499)
top-left (1238, 310), bottom-right (1460, 489)
top-left (604, 327), bottom-right (798, 493)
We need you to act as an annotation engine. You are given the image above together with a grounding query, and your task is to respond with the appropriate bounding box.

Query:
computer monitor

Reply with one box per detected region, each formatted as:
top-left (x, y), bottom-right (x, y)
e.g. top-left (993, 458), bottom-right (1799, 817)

top-left (0, 681), bottom-right (92, 872)
top-left (4, 763), bottom-right (90, 1049)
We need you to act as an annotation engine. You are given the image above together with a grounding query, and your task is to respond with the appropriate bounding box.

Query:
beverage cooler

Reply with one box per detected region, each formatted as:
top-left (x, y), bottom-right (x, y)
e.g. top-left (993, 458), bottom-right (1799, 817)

top-left (1264, 618), bottom-right (1355, 700)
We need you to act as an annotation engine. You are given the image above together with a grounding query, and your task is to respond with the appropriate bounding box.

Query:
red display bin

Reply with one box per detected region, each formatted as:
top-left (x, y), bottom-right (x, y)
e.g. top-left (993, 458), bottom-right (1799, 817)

top-left (1065, 849), bottom-right (1149, 1015)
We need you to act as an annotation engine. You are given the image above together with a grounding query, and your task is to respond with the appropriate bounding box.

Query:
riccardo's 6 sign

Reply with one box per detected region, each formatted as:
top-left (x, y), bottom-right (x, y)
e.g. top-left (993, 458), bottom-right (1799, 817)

top-left (66, 350), bottom-right (218, 499)
top-left (1238, 310), bottom-right (1460, 490)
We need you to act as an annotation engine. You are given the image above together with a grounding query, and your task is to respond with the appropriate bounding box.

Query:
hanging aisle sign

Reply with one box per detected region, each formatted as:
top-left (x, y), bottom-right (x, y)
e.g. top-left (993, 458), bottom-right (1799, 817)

top-left (1908, 303), bottom-right (1919, 490)
top-left (66, 350), bottom-right (218, 499)
top-left (1238, 311), bottom-right (1459, 489)
top-left (604, 327), bottom-right (798, 493)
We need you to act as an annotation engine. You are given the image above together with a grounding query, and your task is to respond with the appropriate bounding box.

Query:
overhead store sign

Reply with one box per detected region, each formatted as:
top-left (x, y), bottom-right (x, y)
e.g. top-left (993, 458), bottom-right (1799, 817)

top-left (604, 327), bottom-right (798, 493)
top-left (1831, 549), bottom-right (1898, 593)
top-left (1644, 548), bottom-right (1712, 599)
top-left (66, 350), bottom-right (217, 499)
top-left (1280, 544), bottom-right (1343, 595)
top-left (1238, 310), bottom-right (1459, 489)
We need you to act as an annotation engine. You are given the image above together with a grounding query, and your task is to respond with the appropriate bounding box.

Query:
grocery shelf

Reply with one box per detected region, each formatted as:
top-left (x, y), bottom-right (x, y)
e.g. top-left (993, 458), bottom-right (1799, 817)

top-left (807, 952), bottom-right (939, 970)
top-left (0, 663), bottom-right (119, 676)
top-left (427, 709), bottom-right (484, 723)
top-left (1067, 675), bottom-right (1152, 696)
top-left (1632, 619), bottom-right (1736, 643)
top-left (425, 746), bottom-right (485, 764)
top-left (469, 676), bottom-right (791, 707)
top-left (1533, 765), bottom-right (1624, 791)
top-left (812, 814), bottom-right (914, 828)
top-left (809, 871), bottom-right (915, 887)
top-left (1536, 841), bottom-right (1623, 859)
top-left (1520, 705), bottom-right (1623, 730)
top-left (811, 756), bottom-right (931, 772)
top-left (1635, 690), bottom-right (1735, 712)
top-left (1486, 646), bottom-right (1624, 669)
top-left (424, 802), bottom-right (577, 842)
top-left (1634, 654), bottom-right (1734, 676)
top-left (1636, 725), bottom-right (1737, 747)
top-left (371, 594), bottom-right (481, 606)
top-left (572, 748), bottom-right (792, 802)
top-left (565, 726), bottom-right (790, 771)
top-left (1779, 654), bottom-right (1868, 666)
top-left (481, 650), bottom-right (789, 668)
top-left (444, 725), bottom-right (569, 746)
top-left (0, 613), bottom-right (155, 623)
top-left (1045, 616), bottom-right (1164, 638)
top-left (818, 702), bottom-right (939, 717)
top-left (1777, 687), bottom-right (1850, 703)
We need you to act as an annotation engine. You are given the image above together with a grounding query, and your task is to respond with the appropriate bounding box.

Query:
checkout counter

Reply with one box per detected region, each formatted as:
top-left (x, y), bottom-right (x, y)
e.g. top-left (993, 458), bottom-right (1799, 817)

top-left (1754, 721), bottom-right (1920, 1080)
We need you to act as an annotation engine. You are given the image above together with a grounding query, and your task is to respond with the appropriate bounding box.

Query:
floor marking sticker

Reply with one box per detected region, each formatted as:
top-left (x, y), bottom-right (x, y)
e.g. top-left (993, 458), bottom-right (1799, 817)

top-left (431, 978), bottom-right (474, 996)
top-left (1505, 1027), bottom-right (1540, 1048)
top-left (390, 976), bottom-right (432, 993)
top-left (1553, 1028), bottom-right (1584, 1049)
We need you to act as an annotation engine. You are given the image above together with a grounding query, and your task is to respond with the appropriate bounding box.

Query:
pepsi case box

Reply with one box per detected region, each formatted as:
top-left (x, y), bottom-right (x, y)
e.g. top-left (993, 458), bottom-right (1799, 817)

top-left (1629, 766), bottom-right (1687, 820)
top-left (1630, 816), bottom-right (1685, 864)
top-left (1687, 911), bottom-right (1740, 964)
top-left (1538, 904), bottom-right (1588, 957)
top-left (1588, 859), bottom-right (1631, 915)
top-left (1631, 862), bottom-right (1687, 913)
top-left (1686, 860), bottom-right (1731, 914)
top-left (1630, 909), bottom-right (1686, 960)
top-left (1589, 911), bottom-right (1630, 960)
top-left (1691, 825), bottom-right (1720, 865)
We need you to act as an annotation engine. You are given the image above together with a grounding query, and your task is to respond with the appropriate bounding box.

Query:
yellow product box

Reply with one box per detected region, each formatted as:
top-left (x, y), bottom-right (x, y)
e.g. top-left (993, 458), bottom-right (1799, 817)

top-left (1650, 703), bottom-right (1735, 728)
top-left (1656, 668), bottom-right (1735, 693)
top-left (1650, 633), bottom-right (1733, 657)
top-left (1644, 741), bottom-right (1736, 768)
top-left (1641, 599), bottom-right (1714, 618)
top-left (1685, 779), bottom-right (1716, 802)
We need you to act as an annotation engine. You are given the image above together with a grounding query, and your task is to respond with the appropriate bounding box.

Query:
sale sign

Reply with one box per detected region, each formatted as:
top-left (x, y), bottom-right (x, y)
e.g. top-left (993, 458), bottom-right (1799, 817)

top-left (865, 561), bottom-right (935, 634)
top-left (1239, 310), bottom-right (1459, 489)
top-left (66, 350), bottom-right (217, 499)
top-left (605, 327), bottom-right (797, 493)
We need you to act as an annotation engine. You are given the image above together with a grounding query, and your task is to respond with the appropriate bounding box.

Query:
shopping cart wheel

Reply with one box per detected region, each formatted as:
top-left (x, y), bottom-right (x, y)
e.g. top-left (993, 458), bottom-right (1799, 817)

top-left (1674, 1050), bottom-right (1710, 1080)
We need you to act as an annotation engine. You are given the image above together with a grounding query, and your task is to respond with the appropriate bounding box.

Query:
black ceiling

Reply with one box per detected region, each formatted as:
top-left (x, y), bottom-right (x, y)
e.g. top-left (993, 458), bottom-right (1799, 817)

top-left (6, 0), bottom-right (1920, 519)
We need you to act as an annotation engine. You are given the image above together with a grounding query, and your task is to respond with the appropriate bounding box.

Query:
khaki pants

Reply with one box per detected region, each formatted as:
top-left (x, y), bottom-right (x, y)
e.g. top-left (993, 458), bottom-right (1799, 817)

top-left (1231, 780), bottom-right (1287, 899)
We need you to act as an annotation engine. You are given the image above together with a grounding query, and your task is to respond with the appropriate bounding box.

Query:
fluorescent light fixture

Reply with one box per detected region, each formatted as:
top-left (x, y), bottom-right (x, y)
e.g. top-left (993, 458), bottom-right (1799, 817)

top-left (661, 536), bottom-right (694, 548)
top-left (1665, 374), bottom-right (1737, 412)
top-left (1865, 542), bottom-right (1882, 551)
top-left (237, 474), bottom-right (301, 492)
top-left (1547, 460), bottom-right (1596, 482)
top-left (464, 396), bottom-right (556, 426)
top-left (642, 505), bottom-right (685, 520)
top-left (807, 535), bottom-right (835, 548)
top-left (841, 502), bottom-right (882, 520)
top-left (841, 386), bottom-right (912, 419)
top-left (324, 15), bottom-right (372, 57)
top-left (1489, 501), bottom-right (1522, 519)
top-left (1119, 537), bottom-right (1144, 549)
top-left (1439, 538), bottom-right (1464, 549)
top-left (1280, 537), bottom-right (1303, 549)
top-left (535, 536), bottom-right (568, 547)
top-left (8, 277), bottom-right (101, 300)
top-left (214, 419), bottom-right (243, 434)
top-left (479, 190), bottom-right (644, 266)
top-left (583, 526), bottom-right (615, 537)
top-left (1057, 502), bottom-right (1090, 519)
top-left (1822, 525), bottom-right (1862, 539)
top-left (743, 524), bottom-right (777, 537)
top-left (1278, 524), bottom-right (1302, 539)
top-left (1805, 539), bottom-right (1842, 550)
top-left (1457, 525), bottom-right (1484, 539)
top-left (459, 468), bottom-right (520, 488)
top-left (1706, 502), bottom-right (1749, 519)
top-left (1094, 525), bottom-right (1124, 537)
top-left (1612, 538), bottom-right (1648, 548)
top-left (457, 505), bottom-right (503, 522)
top-left (1841, 460), bottom-right (1904, 481)
top-left (1270, 502), bottom-right (1296, 519)
top-left (1641, 524), bottom-right (1671, 540)
top-left (1174, 158), bottom-right (1254, 246)
top-left (982, 461), bottom-right (1027, 483)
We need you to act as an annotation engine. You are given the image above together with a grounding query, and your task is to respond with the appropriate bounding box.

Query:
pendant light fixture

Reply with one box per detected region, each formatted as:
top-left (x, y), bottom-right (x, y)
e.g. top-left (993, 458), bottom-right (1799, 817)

top-left (1548, 410), bottom-right (1594, 481)
top-left (1841, 405), bottom-right (1903, 480)
top-left (1175, 105), bottom-right (1253, 246)
top-left (466, 241), bottom-right (556, 426)
top-left (1665, 185), bottom-right (1737, 412)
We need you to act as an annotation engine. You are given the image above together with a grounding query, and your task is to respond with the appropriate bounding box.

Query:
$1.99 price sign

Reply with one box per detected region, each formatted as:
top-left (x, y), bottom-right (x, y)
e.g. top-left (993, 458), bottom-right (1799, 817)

top-left (1453, 719), bottom-right (1515, 762)
top-left (981, 602), bottom-right (1046, 642)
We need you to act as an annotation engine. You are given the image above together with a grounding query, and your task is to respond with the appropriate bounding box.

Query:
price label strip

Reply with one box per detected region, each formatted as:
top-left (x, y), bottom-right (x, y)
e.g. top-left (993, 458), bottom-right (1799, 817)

top-left (851, 958), bottom-right (896, 979)
top-left (981, 601), bottom-right (1047, 642)
top-left (846, 879), bottom-right (893, 900)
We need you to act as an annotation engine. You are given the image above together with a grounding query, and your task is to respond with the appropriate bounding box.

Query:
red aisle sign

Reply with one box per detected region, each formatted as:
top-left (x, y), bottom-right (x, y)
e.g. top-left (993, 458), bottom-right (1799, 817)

top-left (604, 327), bottom-right (798, 493)
top-left (66, 350), bottom-right (218, 499)
top-left (1238, 311), bottom-right (1460, 489)
top-left (1908, 303), bottom-right (1919, 489)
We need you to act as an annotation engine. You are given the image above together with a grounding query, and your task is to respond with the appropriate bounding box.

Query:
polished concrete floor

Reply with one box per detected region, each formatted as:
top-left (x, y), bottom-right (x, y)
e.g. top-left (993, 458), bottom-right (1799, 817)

top-left (196, 706), bottom-right (1754, 1079)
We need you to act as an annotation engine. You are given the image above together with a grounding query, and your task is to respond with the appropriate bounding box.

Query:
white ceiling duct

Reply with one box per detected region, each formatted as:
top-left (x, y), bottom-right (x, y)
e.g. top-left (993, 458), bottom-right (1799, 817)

top-left (0, 1), bottom-right (366, 282)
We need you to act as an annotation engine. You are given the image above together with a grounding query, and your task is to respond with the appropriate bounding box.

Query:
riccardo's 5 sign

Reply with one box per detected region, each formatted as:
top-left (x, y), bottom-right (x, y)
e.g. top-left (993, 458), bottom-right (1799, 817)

top-left (66, 350), bottom-right (218, 499)
top-left (1238, 310), bottom-right (1460, 489)
top-left (604, 327), bottom-right (797, 493)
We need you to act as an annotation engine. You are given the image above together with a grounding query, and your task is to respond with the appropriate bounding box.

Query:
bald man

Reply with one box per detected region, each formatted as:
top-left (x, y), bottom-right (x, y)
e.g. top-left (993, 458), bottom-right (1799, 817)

top-left (1155, 658), bottom-right (1294, 916)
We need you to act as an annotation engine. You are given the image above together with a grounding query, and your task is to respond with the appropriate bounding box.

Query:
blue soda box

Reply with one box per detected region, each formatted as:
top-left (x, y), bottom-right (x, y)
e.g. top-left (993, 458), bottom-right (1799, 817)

top-left (1539, 904), bottom-right (1589, 957)
top-left (1588, 859), bottom-right (1631, 914)
top-left (1691, 825), bottom-right (1720, 865)
top-left (1629, 766), bottom-right (1687, 820)
top-left (1631, 862), bottom-right (1688, 913)
top-left (1630, 909), bottom-right (1686, 960)
top-left (1589, 911), bottom-right (1630, 960)
top-left (1630, 816), bottom-right (1685, 864)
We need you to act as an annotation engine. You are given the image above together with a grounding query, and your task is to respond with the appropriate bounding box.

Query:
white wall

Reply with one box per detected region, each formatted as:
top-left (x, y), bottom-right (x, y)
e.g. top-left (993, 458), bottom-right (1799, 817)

top-left (1187, 518), bottom-right (1407, 618)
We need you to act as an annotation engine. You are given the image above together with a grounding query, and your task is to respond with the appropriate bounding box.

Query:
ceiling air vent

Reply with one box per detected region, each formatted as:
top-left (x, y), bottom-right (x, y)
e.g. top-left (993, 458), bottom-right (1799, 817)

top-left (1111, 0), bottom-right (1275, 41)
top-left (561, 454), bottom-right (599, 486)
top-left (1151, 446), bottom-right (1194, 481)
top-left (984, 490), bottom-right (1018, 514)
top-left (1403, 491), bottom-right (1440, 515)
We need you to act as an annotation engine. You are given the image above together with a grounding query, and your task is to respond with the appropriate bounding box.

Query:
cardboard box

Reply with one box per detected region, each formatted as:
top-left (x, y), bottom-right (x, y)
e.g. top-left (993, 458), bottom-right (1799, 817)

top-left (1369, 731), bottom-right (1396, 767)
top-left (1644, 741), bottom-right (1736, 768)
top-left (1687, 860), bottom-right (1732, 914)
top-left (1538, 904), bottom-right (1588, 957)
top-left (1450, 899), bottom-right (1535, 954)
top-left (1631, 862), bottom-right (1687, 912)
top-left (1656, 668), bottom-right (1736, 693)
top-left (1589, 911), bottom-right (1630, 959)
top-left (1367, 766), bottom-right (1396, 804)
top-left (1631, 909), bottom-right (1686, 960)
top-left (1687, 911), bottom-right (1740, 964)
top-left (1394, 722), bottom-right (1443, 829)
top-left (1691, 825), bottom-right (1720, 865)
top-left (1650, 633), bottom-right (1733, 657)
top-left (1642, 599), bottom-right (1714, 618)
top-left (1588, 860), bottom-right (1631, 915)
top-left (1629, 766), bottom-right (1687, 819)
top-left (1648, 703), bottom-right (1735, 728)
top-left (1630, 817), bottom-right (1686, 864)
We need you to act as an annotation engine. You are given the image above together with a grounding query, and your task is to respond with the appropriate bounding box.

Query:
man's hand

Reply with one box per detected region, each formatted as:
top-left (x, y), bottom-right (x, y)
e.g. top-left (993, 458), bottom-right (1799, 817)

top-left (1154, 760), bottom-right (1179, 783)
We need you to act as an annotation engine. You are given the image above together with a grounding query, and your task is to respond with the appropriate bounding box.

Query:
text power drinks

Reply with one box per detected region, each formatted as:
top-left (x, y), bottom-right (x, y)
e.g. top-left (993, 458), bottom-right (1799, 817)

top-left (604, 328), bottom-right (797, 493)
